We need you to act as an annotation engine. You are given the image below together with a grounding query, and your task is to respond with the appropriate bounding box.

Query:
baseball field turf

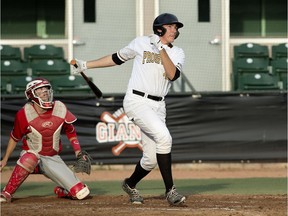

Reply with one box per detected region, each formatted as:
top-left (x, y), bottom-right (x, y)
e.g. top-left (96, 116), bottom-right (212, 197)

top-left (1, 177), bottom-right (286, 197)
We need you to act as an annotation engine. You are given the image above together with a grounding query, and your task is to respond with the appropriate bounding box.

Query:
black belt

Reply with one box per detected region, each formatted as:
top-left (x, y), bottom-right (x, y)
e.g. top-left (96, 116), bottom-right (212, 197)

top-left (132, 89), bottom-right (163, 101)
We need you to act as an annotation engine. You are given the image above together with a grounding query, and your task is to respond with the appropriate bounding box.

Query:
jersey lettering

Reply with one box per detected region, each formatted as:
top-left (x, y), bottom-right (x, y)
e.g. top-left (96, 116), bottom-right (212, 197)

top-left (142, 51), bottom-right (161, 64)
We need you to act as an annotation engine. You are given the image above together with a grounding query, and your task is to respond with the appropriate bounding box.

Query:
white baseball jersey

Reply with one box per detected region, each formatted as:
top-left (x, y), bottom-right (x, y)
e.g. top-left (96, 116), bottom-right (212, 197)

top-left (120, 35), bottom-right (185, 169)
top-left (118, 36), bottom-right (185, 97)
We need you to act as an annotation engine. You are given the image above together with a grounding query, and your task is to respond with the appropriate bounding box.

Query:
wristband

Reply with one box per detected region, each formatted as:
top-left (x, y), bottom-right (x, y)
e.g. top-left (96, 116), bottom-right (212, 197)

top-left (70, 138), bottom-right (81, 152)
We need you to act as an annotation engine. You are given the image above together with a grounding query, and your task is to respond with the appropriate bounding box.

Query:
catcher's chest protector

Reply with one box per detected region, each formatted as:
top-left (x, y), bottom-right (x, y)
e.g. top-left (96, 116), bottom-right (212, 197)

top-left (24, 101), bottom-right (67, 156)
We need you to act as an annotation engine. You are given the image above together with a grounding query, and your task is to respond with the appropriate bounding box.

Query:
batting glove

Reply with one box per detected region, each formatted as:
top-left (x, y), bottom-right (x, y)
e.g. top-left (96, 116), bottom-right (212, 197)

top-left (149, 34), bottom-right (164, 51)
top-left (71, 58), bottom-right (87, 74)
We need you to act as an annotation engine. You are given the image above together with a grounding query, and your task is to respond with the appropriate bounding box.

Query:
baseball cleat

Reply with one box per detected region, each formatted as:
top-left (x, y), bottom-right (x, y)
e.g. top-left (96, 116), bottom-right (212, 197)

top-left (166, 185), bottom-right (186, 206)
top-left (121, 178), bottom-right (143, 204)
top-left (0, 191), bottom-right (12, 203)
top-left (54, 186), bottom-right (71, 198)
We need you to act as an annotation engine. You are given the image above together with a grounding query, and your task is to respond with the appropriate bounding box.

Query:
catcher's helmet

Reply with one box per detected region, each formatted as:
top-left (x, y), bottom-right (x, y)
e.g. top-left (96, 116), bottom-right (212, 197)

top-left (153, 13), bottom-right (184, 39)
top-left (25, 78), bottom-right (54, 109)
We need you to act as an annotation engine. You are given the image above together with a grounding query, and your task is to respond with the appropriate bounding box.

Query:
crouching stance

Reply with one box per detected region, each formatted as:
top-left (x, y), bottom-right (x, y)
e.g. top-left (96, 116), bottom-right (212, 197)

top-left (0, 78), bottom-right (90, 202)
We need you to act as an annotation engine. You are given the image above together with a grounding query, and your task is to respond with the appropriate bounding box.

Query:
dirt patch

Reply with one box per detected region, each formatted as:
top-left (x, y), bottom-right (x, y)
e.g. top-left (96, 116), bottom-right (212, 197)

top-left (1, 194), bottom-right (287, 216)
top-left (1, 163), bottom-right (287, 216)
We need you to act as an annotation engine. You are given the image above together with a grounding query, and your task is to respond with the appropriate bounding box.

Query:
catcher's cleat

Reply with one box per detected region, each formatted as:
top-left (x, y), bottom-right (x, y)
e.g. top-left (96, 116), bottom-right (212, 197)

top-left (166, 185), bottom-right (186, 206)
top-left (0, 191), bottom-right (12, 203)
top-left (54, 186), bottom-right (71, 199)
top-left (121, 178), bottom-right (143, 204)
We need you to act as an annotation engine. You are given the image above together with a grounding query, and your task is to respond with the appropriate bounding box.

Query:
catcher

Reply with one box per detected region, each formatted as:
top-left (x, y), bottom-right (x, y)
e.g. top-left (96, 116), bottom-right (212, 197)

top-left (0, 78), bottom-right (92, 203)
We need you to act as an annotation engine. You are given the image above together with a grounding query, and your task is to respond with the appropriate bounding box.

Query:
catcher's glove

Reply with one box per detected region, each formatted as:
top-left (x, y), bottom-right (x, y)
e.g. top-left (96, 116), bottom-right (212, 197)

top-left (73, 151), bottom-right (92, 175)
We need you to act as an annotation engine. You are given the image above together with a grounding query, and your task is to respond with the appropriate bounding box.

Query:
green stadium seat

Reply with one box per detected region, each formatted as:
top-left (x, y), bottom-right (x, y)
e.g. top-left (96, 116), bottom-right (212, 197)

top-left (234, 43), bottom-right (269, 59)
top-left (24, 44), bottom-right (64, 62)
top-left (0, 45), bottom-right (21, 60)
top-left (51, 75), bottom-right (92, 94)
top-left (272, 43), bottom-right (288, 59)
top-left (11, 76), bottom-right (34, 94)
top-left (232, 58), bottom-right (270, 90)
top-left (272, 58), bottom-right (288, 90)
top-left (1, 60), bottom-right (28, 84)
top-left (1, 78), bottom-right (10, 94)
top-left (233, 58), bottom-right (269, 72)
top-left (238, 72), bottom-right (279, 91)
top-left (30, 59), bottom-right (70, 77)
top-left (279, 73), bottom-right (287, 90)
top-left (1, 60), bottom-right (27, 75)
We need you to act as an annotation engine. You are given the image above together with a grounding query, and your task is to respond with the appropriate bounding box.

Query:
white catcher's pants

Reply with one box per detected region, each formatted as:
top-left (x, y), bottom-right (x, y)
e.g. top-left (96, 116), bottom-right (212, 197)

top-left (39, 155), bottom-right (81, 191)
top-left (123, 92), bottom-right (172, 171)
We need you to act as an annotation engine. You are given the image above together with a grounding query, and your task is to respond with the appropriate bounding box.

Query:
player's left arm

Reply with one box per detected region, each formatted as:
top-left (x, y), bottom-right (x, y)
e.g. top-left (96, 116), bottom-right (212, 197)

top-left (63, 123), bottom-right (81, 157)
top-left (160, 50), bottom-right (178, 80)
top-left (160, 49), bottom-right (184, 81)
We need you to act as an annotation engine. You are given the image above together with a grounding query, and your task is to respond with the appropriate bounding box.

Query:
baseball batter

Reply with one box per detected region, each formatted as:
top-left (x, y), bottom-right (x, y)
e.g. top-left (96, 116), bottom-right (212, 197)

top-left (72, 13), bottom-right (186, 205)
top-left (0, 78), bottom-right (90, 202)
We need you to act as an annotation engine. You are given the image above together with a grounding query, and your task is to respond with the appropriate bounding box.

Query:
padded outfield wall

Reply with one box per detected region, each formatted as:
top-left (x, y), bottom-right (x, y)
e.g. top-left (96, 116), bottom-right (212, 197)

top-left (1, 92), bottom-right (287, 165)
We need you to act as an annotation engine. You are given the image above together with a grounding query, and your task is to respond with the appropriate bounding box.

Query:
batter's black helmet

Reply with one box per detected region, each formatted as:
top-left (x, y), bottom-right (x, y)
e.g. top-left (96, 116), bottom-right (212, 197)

top-left (153, 13), bottom-right (184, 39)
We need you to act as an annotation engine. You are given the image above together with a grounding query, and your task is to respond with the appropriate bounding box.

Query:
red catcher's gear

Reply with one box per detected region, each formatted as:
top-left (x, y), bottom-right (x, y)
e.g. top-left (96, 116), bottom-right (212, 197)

top-left (69, 182), bottom-right (90, 200)
top-left (25, 78), bottom-right (54, 109)
top-left (23, 101), bottom-right (76, 156)
top-left (2, 151), bottom-right (39, 199)
top-left (2, 165), bottom-right (30, 199)
top-left (54, 186), bottom-right (72, 198)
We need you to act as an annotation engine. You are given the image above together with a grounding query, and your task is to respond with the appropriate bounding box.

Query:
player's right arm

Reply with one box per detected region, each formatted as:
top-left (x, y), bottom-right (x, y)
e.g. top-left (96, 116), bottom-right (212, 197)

top-left (87, 55), bottom-right (117, 68)
top-left (0, 109), bottom-right (26, 172)
top-left (72, 39), bottom-right (137, 74)
top-left (71, 55), bottom-right (117, 74)
top-left (0, 138), bottom-right (17, 172)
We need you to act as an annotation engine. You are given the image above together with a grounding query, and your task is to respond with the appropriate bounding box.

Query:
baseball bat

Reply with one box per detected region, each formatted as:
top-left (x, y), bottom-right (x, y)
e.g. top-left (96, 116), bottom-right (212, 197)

top-left (70, 60), bottom-right (102, 98)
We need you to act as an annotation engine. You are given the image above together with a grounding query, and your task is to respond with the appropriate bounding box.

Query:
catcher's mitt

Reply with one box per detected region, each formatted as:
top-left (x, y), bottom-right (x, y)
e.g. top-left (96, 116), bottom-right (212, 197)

top-left (73, 151), bottom-right (92, 175)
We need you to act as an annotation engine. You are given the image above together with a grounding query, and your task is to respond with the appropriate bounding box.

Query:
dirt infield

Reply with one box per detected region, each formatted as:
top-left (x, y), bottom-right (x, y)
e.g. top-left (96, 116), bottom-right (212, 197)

top-left (1, 163), bottom-right (287, 216)
top-left (1, 194), bottom-right (287, 216)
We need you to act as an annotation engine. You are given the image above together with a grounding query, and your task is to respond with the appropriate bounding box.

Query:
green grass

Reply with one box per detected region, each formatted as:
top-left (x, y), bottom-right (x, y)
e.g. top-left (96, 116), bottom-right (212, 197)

top-left (1, 178), bottom-right (286, 197)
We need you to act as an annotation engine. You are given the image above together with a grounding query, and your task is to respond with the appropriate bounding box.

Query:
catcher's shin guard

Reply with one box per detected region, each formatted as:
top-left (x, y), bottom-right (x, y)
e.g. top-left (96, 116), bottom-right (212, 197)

top-left (2, 164), bottom-right (30, 199)
top-left (0, 191), bottom-right (12, 203)
top-left (69, 182), bottom-right (90, 200)
top-left (2, 152), bottom-right (39, 199)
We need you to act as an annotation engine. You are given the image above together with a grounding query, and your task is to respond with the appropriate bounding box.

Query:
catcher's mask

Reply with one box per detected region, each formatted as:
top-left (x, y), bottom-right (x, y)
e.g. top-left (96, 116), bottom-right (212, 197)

top-left (25, 78), bottom-right (54, 109)
top-left (153, 13), bottom-right (184, 39)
